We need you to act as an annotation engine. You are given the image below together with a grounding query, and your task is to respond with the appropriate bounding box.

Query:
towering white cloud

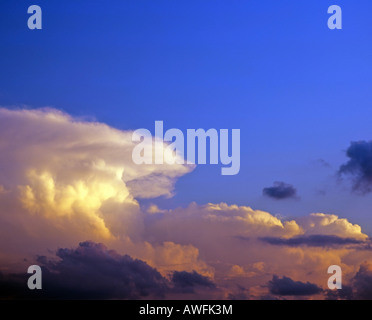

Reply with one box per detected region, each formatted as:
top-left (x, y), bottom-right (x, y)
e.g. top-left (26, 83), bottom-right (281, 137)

top-left (0, 107), bottom-right (195, 271)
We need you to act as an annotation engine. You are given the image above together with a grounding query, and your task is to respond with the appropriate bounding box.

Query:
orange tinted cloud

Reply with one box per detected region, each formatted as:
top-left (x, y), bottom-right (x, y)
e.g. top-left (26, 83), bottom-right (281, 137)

top-left (0, 107), bottom-right (196, 272)
top-left (1, 107), bottom-right (371, 299)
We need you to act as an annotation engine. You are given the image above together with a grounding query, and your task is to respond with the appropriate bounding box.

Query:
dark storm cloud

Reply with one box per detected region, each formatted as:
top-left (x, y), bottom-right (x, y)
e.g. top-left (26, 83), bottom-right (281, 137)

top-left (259, 235), bottom-right (364, 247)
top-left (323, 263), bottom-right (372, 300)
top-left (352, 263), bottom-right (372, 299)
top-left (171, 271), bottom-right (215, 293)
top-left (339, 141), bottom-right (372, 194)
top-left (268, 275), bottom-right (322, 296)
top-left (0, 241), bottom-right (217, 299)
top-left (325, 285), bottom-right (353, 300)
top-left (262, 181), bottom-right (298, 200)
top-left (37, 241), bottom-right (168, 299)
top-left (0, 241), bottom-right (167, 299)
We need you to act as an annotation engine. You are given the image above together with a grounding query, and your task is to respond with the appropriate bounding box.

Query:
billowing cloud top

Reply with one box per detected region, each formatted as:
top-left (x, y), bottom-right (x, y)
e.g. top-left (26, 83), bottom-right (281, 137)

top-left (0, 107), bottom-right (194, 267)
top-left (0, 107), bottom-right (192, 199)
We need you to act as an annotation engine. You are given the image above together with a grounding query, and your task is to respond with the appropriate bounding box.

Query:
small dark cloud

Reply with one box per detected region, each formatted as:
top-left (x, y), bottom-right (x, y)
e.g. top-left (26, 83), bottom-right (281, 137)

top-left (268, 275), bottom-right (322, 296)
top-left (339, 141), bottom-right (372, 194)
top-left (260, 235), bottom-right (364, 248)
top-left (263, 181), bottom-right (298, 200)
top-left (171, 271), bottom-right (215, 294)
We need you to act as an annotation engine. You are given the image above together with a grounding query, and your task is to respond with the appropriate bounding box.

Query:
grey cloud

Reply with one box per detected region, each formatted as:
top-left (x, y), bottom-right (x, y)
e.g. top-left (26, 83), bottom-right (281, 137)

top-left (0, 241), bottom-right (217, 300)
top-left (339, 141), bottom-right (372, 194)
top-left (263, 181), bottom-right (298, 200)
top-left (325, 285), bottom-right (353, 300)
top-left (352, 263), bottom-right (372, 299)
top-left (171, 270), bottom-right (215, 293)
top-left (268, 275), bottom-right (322, 296)
top-left (37, 241), bottom-right (168, 299)
top-left (259, 235), bottom-right (365, 247)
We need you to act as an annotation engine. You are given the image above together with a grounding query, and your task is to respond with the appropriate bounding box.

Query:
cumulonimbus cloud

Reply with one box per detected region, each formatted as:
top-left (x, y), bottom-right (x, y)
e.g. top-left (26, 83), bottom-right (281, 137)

top-left (1, 107), bottom-right (372, 299)
top-left (0, 107), bottom-right (197, 270)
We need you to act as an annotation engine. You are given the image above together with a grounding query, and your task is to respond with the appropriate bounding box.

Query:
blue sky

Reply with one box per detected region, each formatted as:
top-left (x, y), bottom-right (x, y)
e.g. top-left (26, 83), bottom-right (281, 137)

top-left (2, 0), bottom-right (372, 232)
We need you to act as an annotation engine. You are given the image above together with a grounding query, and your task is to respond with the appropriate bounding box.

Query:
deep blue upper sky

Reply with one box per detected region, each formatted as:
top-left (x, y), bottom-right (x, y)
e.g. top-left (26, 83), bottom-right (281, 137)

top-left (1, 1), bottom-right (372, 232)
